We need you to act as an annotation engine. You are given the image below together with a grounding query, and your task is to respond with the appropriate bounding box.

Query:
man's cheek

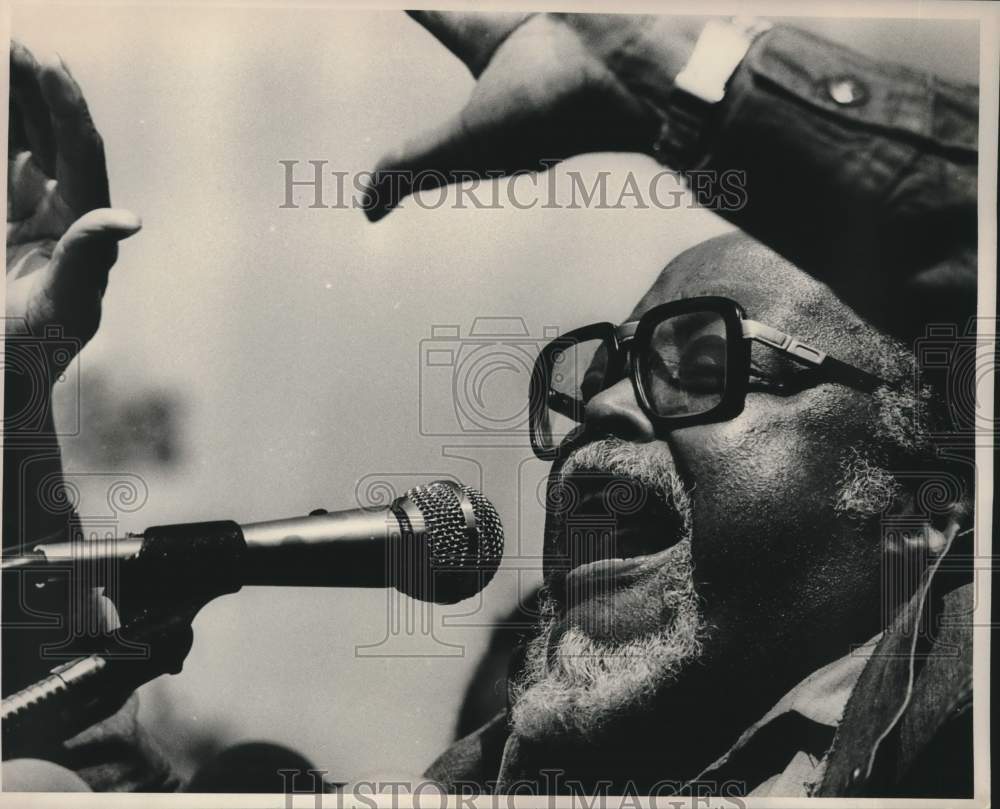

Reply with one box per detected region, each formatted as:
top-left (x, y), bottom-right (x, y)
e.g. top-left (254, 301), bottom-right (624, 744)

top-left (681, 431), bottom-right (850, 587)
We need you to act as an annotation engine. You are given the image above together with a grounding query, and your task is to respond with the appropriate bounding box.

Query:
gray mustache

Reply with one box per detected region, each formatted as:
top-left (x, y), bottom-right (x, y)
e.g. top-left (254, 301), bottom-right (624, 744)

top-left (557, 438), bottom-right (693, 532)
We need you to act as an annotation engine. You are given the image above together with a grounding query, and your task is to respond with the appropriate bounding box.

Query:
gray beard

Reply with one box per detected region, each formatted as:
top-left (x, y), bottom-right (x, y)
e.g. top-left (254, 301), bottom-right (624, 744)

top-left (511, 438), bottom-right (705, 744)
top-left (510, 437), bottom-right (900, 745)
top-left (510, 539), bottom-right (704, 744)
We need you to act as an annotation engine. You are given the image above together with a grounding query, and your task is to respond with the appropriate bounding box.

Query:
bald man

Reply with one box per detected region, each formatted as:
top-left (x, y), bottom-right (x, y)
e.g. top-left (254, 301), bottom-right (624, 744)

top-left (426, 232), bottom-right (974, 797)
top-left (372, 14), bottom-right (978, 798)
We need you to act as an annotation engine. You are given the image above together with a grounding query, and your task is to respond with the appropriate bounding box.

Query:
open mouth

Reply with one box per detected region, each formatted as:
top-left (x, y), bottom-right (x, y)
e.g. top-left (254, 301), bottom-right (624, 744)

top-left (545, 471), bottom-right (688, 585)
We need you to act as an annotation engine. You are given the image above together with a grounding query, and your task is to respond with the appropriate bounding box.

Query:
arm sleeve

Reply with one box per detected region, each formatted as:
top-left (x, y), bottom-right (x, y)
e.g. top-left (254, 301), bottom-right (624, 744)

top-left (688, 25), bottom-right (978, 340)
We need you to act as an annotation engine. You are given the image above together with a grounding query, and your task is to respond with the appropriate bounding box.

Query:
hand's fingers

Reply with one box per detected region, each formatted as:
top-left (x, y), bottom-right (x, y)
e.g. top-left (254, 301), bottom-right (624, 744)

top-left (7, 151), bottom-right (50, 224)
top-left (37, 54), bottom-right (110, 214)
top-left (47, 208), bottom-right (141, 305)
top-left (362, 113), bottom-right (544, 222)
top-left (363, 112), bottom-right (481, 222)
top-left (9, 41), bottom-right (57, 174)
top-left (95, 592), bottom-right (122, 632)
top-left (363, 104), bottom-right (563, 222)
top-left (408, 11), bottom-right (532, 77)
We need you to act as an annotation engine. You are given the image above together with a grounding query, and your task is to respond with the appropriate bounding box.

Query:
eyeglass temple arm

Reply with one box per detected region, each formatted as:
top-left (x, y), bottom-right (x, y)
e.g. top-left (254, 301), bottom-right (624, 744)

top-left (741, 320), bottom-right (888, 393)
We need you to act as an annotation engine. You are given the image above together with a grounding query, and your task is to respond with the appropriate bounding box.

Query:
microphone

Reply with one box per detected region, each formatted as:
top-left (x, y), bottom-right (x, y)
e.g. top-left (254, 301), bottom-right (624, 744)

top-left (0, 481), bottom-right (503, 758)
top-left (2, 480), bottom-right (504, 605)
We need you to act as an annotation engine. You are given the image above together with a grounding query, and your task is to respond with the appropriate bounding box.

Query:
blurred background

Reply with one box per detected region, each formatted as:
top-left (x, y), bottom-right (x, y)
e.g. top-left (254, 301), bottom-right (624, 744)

top-left (9, 2), bottom-right (979, 783)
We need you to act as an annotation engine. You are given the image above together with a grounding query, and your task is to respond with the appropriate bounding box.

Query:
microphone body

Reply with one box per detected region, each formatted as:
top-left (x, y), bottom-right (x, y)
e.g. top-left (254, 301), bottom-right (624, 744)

top-left (240, 505), bottom-right (409, 587)
top-left (1, 481), bottom-right (503, 757)
top-left (3, 481), bottom-right (504, 605)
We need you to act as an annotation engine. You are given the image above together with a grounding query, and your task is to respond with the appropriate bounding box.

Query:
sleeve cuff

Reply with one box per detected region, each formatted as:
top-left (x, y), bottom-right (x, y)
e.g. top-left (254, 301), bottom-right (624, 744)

top-left (724, 25), bottom-right (977, 151)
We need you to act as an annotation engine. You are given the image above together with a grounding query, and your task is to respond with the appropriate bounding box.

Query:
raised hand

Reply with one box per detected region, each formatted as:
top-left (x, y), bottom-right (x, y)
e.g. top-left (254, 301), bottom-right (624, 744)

top-left (6, 41), bottom-right (141, 375)
top-left (5, 42), bottom-right (143, 549)
top-left (364, 12), bottom-right (704, 221)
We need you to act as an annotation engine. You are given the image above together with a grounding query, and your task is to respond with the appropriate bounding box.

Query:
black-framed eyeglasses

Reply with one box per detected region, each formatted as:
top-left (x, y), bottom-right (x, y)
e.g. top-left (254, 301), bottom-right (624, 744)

top-left (529, 296), bottom-right (891, 460)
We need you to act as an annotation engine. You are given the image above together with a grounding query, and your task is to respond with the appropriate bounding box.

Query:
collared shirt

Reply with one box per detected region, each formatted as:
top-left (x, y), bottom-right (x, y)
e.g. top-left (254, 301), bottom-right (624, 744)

top-left (431, 579), bottom-right (972, 798)
top-left (695, 634), bottom-right (881, 796)
top-left (488, 635), bottom-right (883, 797)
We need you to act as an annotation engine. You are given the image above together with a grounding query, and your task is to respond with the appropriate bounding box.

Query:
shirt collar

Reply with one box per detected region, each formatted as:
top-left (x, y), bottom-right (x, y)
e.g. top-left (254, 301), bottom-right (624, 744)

top-left (696, 632), bottom-right (881, 782)
top-left (758, 632), bottom-right (882, 728)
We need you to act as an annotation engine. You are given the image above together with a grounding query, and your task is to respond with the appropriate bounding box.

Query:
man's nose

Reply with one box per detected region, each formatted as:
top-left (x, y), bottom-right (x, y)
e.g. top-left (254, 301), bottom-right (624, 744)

top-left (583, 377), bottom-right (657, 442)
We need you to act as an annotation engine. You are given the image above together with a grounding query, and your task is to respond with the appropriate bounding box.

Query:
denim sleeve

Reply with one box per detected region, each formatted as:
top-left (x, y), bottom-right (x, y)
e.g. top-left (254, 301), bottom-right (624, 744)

top-left (692, 26), bottom-right (978, 340)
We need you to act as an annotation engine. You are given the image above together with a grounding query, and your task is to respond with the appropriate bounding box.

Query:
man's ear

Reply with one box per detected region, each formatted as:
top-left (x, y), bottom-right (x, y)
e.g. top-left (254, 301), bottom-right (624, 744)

top-left (883, 489), bottom-right (972, 558)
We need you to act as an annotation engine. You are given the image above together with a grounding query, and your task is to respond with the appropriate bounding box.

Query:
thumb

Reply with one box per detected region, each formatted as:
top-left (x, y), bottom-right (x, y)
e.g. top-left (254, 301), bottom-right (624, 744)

top-left (48, 207), bottom-right (142, 300)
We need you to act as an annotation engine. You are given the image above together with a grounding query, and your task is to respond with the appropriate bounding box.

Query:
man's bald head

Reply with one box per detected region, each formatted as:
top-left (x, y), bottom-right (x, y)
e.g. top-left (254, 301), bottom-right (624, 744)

top-left (635, 231), bottom-right (913, 384)
top-left (520, 230), bottom-right (962, 759)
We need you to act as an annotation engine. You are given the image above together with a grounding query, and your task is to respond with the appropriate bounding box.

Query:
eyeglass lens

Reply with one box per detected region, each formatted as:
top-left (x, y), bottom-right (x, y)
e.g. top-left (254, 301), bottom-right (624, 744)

top-left (641, 310), bottom-right (728, 417)
top-left (537, 309), bottom-right (729, 452)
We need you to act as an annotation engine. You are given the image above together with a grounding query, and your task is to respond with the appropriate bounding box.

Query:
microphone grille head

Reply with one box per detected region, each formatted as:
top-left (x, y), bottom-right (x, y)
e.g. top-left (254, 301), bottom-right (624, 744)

top-left (395, 481), bottom-right (504, 604)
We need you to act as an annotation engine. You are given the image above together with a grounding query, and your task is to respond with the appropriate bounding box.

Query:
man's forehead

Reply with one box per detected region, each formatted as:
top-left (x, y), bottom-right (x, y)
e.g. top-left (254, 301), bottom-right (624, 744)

top-left (623, 232), bottom-right (905, 376)
top-left (628, 232), bottom-right (829, 324)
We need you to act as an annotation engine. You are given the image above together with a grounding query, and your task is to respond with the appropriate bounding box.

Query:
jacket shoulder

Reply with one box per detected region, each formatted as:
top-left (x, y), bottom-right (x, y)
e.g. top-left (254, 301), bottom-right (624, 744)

top-left (819, 580), bottom-right (974, 796)
top-left (893, 580), bottom-right (974, 796)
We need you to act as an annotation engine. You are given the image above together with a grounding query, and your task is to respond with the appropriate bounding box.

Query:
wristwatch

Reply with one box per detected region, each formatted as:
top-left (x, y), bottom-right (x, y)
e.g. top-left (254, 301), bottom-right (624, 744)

top-left (653, 16), bottom-right (773, 169)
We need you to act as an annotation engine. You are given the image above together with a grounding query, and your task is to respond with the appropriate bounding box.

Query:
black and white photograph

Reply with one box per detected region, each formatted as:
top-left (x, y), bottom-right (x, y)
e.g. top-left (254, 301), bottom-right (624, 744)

top-left (1, 0), bottom-right (995, 804)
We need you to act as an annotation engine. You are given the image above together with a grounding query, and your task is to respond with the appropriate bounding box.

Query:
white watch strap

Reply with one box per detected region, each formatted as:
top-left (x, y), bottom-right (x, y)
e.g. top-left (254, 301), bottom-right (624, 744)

top-left (674, 17), bottom-right (773, 104)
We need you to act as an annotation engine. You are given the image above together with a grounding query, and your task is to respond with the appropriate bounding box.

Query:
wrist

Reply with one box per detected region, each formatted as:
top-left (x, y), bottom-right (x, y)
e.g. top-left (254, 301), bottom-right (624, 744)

top-left (560, 14), bottom-right (703, 156)
top-left (649, 17), bottom-right (773, 168)
top-left (4, 315), bottom-right (81, 442)
top-left (3, 442), bottom-right (70, 548)
top-left (4, 372), bottom-right (68, 548)
top-left (4, 378), bottom-right (57, 437)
